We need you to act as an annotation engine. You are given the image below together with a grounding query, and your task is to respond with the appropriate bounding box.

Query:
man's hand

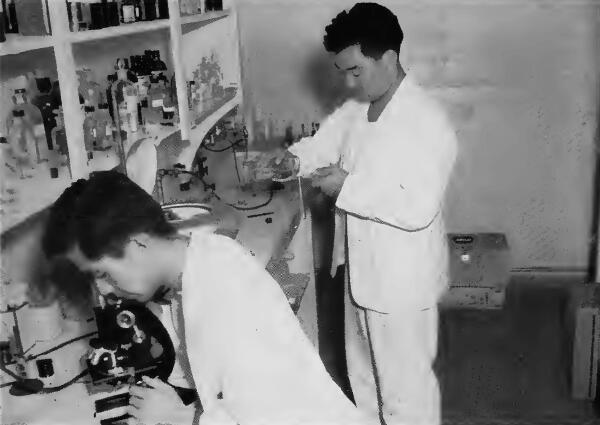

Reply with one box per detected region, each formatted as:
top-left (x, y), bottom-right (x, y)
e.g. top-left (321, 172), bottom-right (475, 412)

top-left (310, 166), bottom-right (348, 198)
top-left (271, 149), bottom-right (299, 181)
top-left (127, 376), bottom-right (188, 425)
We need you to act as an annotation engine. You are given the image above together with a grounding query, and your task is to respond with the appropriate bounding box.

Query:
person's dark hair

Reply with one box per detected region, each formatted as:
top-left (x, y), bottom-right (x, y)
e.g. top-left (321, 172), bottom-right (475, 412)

top-left (323, 2), bottom-right (403, 60)
top-left (42, 170), bottom-right (175, 261)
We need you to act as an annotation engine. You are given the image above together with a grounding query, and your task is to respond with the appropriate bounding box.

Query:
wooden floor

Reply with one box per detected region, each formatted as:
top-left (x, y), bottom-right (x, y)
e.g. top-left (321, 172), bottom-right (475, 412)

top-left (316, 274), bottom-right (599, 424)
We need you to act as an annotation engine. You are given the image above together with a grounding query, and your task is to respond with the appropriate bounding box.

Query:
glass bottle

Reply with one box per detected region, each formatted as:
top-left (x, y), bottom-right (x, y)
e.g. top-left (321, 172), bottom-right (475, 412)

top-left (105, 0), bottom-right (120, 26)
top-left (94, 103), bottom-right (114, 150)
top-left (124, 84), bottom-right (139, 133)
top-left (81, 0), bottom-right (93, 30)
top-left (83, 105), bottom-right (97, 159)
top-left (143, 0), bottom-right (156, 21)
top-left (121, 0), bottom-right (135, 23)
top-left (75, 1), bottom-right (88, 31)
top-left (6, 0), bottom-right (18, 34)
top-left (134, 0), bottom-right (144, 21)
top-left (157, 0), bottom-right (168, 19)
top-left (89, 0), bottom-right (106, 29)
top-left (50, 107), bottom-right (70, 178)
top-left (70, 1), bottom-right (79, 31)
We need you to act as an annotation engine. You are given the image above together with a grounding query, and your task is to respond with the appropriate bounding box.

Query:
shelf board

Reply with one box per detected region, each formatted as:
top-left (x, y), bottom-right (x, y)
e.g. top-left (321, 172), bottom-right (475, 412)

top-left (180, 9), bottom-right (230, 26)
top-left (69, 19), bottom-right (170, 44)
top-left (0, 34), bottom-right (54, 57)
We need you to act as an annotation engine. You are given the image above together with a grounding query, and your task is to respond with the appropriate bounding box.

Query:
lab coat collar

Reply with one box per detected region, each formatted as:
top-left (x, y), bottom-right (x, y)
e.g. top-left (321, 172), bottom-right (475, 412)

top-left (375, 73), bottom-right (417, 123)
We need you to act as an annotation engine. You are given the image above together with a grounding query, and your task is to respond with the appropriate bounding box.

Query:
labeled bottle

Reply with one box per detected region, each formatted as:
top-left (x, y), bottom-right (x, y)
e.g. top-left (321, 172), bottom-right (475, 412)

top-left (121, 0), bottom-right (135, 23)
top-left (83, 105), bottom-right (98, 157)
top-left (51, 107), bottom-right (71, 178)
top-left (124, 84), bottom-right (139, 132)
top-left (311, 122), bottom-right (316, 136)
top-left (137, 75), bottom-right (150, 108)
top-left (94, 103), bottom-right (114, 150)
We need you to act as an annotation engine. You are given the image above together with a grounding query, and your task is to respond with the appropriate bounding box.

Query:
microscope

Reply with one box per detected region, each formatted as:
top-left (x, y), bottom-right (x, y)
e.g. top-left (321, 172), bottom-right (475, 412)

top-left (86, 293), bottom-right (198, 424)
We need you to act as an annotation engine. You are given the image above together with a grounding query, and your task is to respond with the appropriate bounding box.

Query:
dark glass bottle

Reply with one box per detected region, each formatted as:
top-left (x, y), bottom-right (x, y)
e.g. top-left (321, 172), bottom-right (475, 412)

top-left (6, 0), bottom-right (18, 34)
top-left (105, 0), bottom-right (120, 26)
top-left (143, 0), bottom-right (155, 20)
top-left (90, 0), bottom-right (106, 29)
top-left (157, 0), bottom-right (168, 19)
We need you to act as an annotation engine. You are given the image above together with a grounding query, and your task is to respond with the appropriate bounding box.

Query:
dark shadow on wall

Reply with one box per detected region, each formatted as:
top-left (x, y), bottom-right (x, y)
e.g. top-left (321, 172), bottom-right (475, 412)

top-left (299, 49), bottom-right (350, 116)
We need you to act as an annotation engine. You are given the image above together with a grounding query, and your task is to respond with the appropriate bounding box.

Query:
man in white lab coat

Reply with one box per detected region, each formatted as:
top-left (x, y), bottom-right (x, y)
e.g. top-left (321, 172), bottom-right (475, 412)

top-left (280, 3), bottom-right (458, 425)
top-left (41, 171), bottom-right (373, 425)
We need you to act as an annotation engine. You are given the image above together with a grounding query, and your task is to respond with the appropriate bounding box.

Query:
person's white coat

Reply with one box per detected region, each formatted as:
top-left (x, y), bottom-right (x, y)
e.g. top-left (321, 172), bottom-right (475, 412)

top-left (288, 75), bottom-right (458, 425)
top-left (173, 231), bottom-right (372, 425)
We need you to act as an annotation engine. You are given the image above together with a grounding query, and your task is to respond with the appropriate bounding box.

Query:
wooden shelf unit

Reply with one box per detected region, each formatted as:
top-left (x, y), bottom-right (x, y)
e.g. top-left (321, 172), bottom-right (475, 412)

top-left (0, 0), bottom-right (242, 233)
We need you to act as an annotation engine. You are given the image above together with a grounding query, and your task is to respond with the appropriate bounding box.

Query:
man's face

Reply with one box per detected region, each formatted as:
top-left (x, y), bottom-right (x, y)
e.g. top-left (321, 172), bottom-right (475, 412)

top-left (66, 235), bottom-right (165, 303)
top-left (334, 44), bottom-right (395, 103)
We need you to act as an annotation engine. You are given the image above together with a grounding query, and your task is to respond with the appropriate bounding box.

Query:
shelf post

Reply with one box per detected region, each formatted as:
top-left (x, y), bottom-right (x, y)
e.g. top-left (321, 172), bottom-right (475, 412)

top-left (48, 1), bottom-right (88, 181)
top-left (168, 0), bottom-right (192, 161)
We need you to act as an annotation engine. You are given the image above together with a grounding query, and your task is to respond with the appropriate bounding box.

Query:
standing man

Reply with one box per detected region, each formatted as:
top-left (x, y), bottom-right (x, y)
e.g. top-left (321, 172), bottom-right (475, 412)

top-left (279, 3), bottom-right (458, 425)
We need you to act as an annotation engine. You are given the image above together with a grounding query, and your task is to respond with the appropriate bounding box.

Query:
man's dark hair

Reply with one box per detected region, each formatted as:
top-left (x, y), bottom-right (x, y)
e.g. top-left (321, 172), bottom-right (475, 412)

top-left (323, 2), bottom-right (403, 60)
top-left (42, 170), bottom-right (175, 261)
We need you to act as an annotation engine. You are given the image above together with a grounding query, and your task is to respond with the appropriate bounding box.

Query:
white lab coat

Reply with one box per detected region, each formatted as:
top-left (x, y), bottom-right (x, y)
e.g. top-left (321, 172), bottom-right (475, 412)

top-left (289, 75), bottom-right (457, 425)
top-left (289, 75), bottom-right (457, 313)
top-left (177, 231), bottom-right (371, 425)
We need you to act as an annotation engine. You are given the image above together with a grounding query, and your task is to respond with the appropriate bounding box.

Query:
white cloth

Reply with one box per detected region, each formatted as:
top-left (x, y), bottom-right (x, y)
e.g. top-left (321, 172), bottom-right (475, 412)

top-left (178, 231), bottom-right (372, 425)
top-left (288, 75), bottom-right (457, 313)
top-left (344, 267), bottom-right (441, 425)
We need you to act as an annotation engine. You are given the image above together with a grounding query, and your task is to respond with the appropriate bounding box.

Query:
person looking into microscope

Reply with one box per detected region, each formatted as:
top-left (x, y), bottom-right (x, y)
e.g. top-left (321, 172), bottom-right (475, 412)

top-left (275, 3), bottom-right (458, 425)
top-left (41, 170), bottom-right (372, 425)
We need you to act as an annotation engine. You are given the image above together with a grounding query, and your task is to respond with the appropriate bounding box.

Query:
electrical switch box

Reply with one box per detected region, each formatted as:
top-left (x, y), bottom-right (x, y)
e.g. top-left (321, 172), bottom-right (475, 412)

top-left (440, 233), bottom-right (511, 309)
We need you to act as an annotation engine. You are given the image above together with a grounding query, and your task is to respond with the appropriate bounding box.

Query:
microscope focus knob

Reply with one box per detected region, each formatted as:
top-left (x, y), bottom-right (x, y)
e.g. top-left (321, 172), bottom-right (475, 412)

top-left (116, 310), bottom-right (136, 329)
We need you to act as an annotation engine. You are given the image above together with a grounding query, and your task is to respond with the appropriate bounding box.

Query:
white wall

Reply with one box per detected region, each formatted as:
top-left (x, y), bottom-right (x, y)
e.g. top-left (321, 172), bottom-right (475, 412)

top-left (237, 0), bottom-right (600, 270)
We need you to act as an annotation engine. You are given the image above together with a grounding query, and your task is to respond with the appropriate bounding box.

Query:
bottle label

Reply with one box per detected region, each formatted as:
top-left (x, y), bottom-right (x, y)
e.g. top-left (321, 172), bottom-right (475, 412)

top-left (123, 5), bottom-right (135, 22)
top-left (92, 128), bottom-right (97, 138)
top-left (106, 125), bottom-right (112, 137)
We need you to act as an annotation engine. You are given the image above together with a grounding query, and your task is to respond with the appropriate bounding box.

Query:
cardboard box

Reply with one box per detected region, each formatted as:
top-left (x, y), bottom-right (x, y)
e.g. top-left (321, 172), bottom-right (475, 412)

top-left (440, 233), bottom-right (511, 309)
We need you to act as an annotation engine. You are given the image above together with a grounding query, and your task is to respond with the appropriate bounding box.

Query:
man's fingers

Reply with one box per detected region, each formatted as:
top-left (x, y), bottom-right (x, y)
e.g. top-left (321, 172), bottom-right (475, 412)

top-left (125, 405), bottom-right (140, 419)
top-left (129, 385), bottom-right (149, 399)
top-left (313, 167), bottom-right (334, 177)
top-left (128, 398), bottom-right (142, 410)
